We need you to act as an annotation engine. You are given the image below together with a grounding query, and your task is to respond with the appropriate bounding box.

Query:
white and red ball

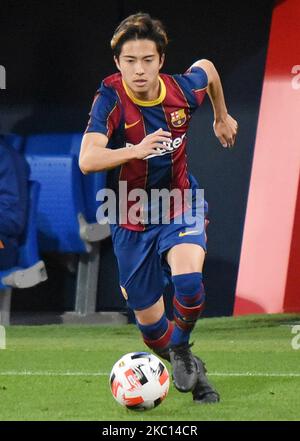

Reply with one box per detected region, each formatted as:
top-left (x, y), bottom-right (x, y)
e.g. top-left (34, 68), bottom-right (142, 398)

top-left (109, 352), bottom-right (169, 411)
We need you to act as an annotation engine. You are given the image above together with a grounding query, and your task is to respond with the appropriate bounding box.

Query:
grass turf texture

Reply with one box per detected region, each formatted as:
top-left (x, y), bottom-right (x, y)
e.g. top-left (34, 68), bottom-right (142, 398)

top-left (0, 314), bottom-right (299, 421)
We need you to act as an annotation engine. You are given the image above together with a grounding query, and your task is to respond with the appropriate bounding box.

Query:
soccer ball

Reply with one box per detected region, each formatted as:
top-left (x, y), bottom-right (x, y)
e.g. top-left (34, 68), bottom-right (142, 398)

top-left (109, 352), bottom-right (169, 411)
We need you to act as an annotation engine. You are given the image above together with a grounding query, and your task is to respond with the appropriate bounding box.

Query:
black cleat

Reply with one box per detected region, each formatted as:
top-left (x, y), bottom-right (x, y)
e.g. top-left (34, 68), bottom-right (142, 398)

top-left (192, 356), bottom-right (220, 404)
top-left (154, 347), bottom-right (170, 362)
top-left (169, 343), bottom-right (198, 393)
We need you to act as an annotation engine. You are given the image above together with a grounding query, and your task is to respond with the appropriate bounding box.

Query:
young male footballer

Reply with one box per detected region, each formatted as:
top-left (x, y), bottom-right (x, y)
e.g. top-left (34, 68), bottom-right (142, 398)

top-left (79, 12), bottom-right (238, 404)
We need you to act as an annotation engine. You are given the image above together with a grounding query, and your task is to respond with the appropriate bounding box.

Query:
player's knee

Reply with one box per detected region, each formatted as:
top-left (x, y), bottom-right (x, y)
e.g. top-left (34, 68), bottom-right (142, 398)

top-left (172, 272), bottom-right (205, 304)
top-left (136, 313), bottom-right (167, 337)
top-left (172, 273), bottom-right (206, 332)
top-left (134, 296), bottom-right (164, 325)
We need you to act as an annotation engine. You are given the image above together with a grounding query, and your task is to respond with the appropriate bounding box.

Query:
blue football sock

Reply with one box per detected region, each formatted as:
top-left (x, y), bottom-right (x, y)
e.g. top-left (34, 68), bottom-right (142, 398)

top-left (170, 272), bottom-right (205, 346)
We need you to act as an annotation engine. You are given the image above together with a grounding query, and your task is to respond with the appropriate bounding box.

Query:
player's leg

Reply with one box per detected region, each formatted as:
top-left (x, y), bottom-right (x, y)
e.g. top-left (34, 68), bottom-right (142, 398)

top-left (111, 224), bottom-right (173, 362)
top-left (165, 243), bottom-right (206, 391)
top-left (134, 296), bottom-right (174, 362)
top-left (166, 243), bottom-right (206, 347)
top-left (166, 243), bottom-right (219, 402)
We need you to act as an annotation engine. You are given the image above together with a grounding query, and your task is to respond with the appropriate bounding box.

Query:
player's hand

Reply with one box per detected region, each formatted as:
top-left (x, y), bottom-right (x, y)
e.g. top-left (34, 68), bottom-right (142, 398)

top-left (131, 128), bottom-right (172, 160)
top-left (213, 114), bottom-right (238, 148)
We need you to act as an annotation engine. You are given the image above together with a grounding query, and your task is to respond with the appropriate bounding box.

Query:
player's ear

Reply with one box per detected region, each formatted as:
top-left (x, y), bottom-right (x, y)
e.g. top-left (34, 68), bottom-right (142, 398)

top-left (114, 56), bottom-right (121, 71)
top-left (159, 53), bottom-right (165, 70)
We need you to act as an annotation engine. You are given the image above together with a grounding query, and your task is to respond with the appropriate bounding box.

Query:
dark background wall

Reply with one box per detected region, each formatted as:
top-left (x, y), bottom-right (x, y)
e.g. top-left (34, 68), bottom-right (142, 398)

top-left (0, 0), bottom-right (274, 317)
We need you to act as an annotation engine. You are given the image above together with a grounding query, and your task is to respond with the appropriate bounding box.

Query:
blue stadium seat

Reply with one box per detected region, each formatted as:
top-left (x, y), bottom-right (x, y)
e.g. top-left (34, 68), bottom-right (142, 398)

top-left (26, 154), bottom-right (88, 253)
top-left (70, 133), bottom-right (107, 224)
top-left (24, 133), bottom-right (107, 223)
top-left (0, 181), bottom-right (48, 325)
top-left (25, 133), bottom-right (75, 155)
top-left (24, 134), bottom-right (110, 315)
top-left (18, 181), bottom-right (46, 268)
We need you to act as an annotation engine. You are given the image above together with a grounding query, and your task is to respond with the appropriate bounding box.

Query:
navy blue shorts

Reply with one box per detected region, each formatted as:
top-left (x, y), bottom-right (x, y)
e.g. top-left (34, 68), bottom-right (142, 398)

top-left (110, 202), bottom-right (208, 311)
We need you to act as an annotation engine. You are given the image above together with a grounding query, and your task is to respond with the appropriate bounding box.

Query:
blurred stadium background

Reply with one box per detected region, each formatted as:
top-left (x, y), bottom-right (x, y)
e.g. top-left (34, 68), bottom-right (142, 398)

top-left (0, 0), bottom-right (299, 324)
top-left (0, 0), bottom-right (300, 423)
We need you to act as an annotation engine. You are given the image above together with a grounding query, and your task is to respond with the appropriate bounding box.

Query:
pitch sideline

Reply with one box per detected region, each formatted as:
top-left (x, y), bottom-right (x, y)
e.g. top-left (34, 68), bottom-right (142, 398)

top-left (0, 371), bottom-right (299, 377)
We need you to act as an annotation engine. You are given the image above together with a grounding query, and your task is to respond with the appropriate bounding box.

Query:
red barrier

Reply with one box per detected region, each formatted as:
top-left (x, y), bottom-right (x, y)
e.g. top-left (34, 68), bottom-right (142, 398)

top-left (234, 0), bottom-right (300, 315)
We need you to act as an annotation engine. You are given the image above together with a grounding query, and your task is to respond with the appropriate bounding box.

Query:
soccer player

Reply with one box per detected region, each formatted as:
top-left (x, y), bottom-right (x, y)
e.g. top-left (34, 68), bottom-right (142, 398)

top-left (79, 13), bottom-right (238, 404)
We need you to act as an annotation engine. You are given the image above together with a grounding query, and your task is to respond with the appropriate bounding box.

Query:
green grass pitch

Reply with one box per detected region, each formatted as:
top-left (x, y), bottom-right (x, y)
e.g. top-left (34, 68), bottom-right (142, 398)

top-left (0, 314), bottom-right (299, 421)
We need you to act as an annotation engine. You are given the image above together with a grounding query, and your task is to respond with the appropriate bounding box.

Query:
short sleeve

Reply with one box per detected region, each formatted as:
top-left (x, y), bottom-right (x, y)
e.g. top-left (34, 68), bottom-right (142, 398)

top-left (85, 82), bottom-right (119, 139)
top-left (173, 66), bottom-right (208, 110)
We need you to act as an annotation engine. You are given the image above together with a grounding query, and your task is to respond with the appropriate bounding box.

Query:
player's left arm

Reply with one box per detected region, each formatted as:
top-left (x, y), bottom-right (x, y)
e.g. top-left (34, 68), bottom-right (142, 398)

top-left (192, 59), bottom-right (238, 148)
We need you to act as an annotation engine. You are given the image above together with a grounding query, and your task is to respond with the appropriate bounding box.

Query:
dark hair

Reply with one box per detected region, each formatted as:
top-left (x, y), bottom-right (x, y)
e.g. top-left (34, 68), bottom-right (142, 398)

top-left (111, 12), bottom-right (168, 59)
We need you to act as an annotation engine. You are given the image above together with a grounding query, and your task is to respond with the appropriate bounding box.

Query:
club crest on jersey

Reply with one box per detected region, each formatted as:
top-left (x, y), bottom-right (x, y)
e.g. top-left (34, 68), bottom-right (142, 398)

top-left (170, 109), bottom-right (186, 127)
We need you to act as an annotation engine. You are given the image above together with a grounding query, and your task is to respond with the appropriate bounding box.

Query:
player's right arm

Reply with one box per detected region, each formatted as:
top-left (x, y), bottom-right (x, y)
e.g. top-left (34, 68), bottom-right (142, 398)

top-left (79, 82), bottom-right (171, 174)
top-left (79, 129), bottom-right (172, 174)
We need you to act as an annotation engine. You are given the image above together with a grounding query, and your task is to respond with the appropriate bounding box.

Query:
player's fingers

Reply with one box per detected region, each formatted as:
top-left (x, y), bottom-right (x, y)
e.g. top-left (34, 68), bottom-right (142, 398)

top-left (161, 145), bottom-right (173, 150)
top-left (228, 137), bottom-right (234, 147)
top-left (151, 136), bottom-right (172, 144)
top-left (152, 129), bottom-right (172, 137)
top-left (218, 135), bottom-right (228, 147)
top-left (149, 140), bottom-right (173, 151)
top-left (151, 143), bottom-right (170, 151)
top-left (228, 116), bottom-right (238, 130)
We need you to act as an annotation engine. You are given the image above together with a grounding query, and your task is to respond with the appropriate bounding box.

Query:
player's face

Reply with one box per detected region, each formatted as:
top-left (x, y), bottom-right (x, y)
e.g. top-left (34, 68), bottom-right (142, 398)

top-left (114, 39), bottom-right (165, 100)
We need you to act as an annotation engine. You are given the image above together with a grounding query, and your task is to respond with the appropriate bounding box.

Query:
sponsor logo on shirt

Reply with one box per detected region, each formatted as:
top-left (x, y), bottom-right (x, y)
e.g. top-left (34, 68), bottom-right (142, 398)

top-left (126, 133), bottom-right (186, 159)
top-left (125, 119), bottom-right (141, 130)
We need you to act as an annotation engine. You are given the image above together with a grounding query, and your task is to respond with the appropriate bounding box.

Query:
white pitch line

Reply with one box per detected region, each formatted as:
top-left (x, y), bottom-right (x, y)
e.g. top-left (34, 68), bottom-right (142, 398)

top-left (0, 371), bottom-right (106, 376)
top-left (0, 371), bottom-right (299, 377)
top-left (209, 372), bottom-right (300, 377)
